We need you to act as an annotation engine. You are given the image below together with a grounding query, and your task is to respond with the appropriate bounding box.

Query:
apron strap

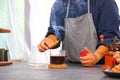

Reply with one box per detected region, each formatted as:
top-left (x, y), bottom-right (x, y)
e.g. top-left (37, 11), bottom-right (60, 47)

top-left (88, 0), bottom-right (90, 13)
top-left (66, 0), bottom-right (71, 18)
top-left (66, 0), bottom-right (90, 18)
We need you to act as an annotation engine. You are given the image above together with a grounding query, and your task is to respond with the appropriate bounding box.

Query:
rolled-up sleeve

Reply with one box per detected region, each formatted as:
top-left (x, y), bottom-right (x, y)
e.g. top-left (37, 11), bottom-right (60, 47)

top-left (46, 0), bottom-right (66, 41)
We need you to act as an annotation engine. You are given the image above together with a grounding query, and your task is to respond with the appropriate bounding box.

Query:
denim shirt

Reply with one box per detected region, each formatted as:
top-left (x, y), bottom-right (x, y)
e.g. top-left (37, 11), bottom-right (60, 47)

top-left (46, 0), bottom-right (120, 47)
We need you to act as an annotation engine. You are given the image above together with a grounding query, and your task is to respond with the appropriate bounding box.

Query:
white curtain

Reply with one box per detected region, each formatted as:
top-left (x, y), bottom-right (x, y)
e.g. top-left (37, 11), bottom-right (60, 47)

top-left (115, 0), bottom-right (120, 14)
top-left (6, 0), bottom-right (56, 62)
top-left (7, 0), bottom-right (25, 60)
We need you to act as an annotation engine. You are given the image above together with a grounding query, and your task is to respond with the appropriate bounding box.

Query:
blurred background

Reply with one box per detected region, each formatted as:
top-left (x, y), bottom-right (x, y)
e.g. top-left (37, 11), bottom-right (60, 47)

top-left (0, 0), bottom-right (119, 62)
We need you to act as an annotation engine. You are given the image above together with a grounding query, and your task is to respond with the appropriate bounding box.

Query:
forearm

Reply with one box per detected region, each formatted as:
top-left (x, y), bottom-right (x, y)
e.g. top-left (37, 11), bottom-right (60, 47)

top-left (94, 45), bottom-right (109, 64)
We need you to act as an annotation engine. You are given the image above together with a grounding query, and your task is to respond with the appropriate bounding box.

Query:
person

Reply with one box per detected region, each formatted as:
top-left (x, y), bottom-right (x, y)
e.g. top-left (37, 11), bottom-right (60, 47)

top-left (37, 0), bottom-right (120, 67)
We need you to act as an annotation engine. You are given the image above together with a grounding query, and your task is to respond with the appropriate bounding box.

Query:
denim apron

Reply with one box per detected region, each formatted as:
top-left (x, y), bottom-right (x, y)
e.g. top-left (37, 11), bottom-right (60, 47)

top-left (62, 0), bottom-right (98, 62)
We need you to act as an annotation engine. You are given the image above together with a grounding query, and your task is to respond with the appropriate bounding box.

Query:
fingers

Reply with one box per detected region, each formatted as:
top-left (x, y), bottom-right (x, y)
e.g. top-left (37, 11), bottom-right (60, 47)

top-left (80, 56), bottom-right (92, 64)
top-left (80, 56), bottom-right (94, 67)
top-left (80, 47), bottom-right (95, 67)
top-left (37, 38), bottom-right (59, 52)
top-left (37, 38), bottom-right (50, 52)
top-left (80, 60), bottom-right (91, 67)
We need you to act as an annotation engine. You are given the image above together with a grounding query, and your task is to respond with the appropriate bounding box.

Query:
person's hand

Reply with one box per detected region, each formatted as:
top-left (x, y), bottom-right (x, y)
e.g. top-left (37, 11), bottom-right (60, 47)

top-left (37, 34), bottom-right (59, 52)
top-left (80, 47), bottom-right (97, 67)
top-left (37, 38), bottom-right (52, 52)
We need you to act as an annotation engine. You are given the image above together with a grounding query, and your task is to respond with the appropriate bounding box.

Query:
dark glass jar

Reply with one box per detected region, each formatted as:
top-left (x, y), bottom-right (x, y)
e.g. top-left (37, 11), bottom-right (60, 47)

top-left (0, 48), bottom-right (8, 61)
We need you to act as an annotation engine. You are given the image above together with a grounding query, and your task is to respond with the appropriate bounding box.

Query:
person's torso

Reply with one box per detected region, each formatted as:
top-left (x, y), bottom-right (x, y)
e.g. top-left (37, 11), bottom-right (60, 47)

top-left (54, 0), bottom-right (99, 27)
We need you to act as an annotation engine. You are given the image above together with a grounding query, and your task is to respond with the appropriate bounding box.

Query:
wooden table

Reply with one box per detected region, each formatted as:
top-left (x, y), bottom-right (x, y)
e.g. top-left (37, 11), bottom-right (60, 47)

top-left (0, 62), bottom-right (119, 80)
top-left (0, 28), bottom-right (11, 33)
